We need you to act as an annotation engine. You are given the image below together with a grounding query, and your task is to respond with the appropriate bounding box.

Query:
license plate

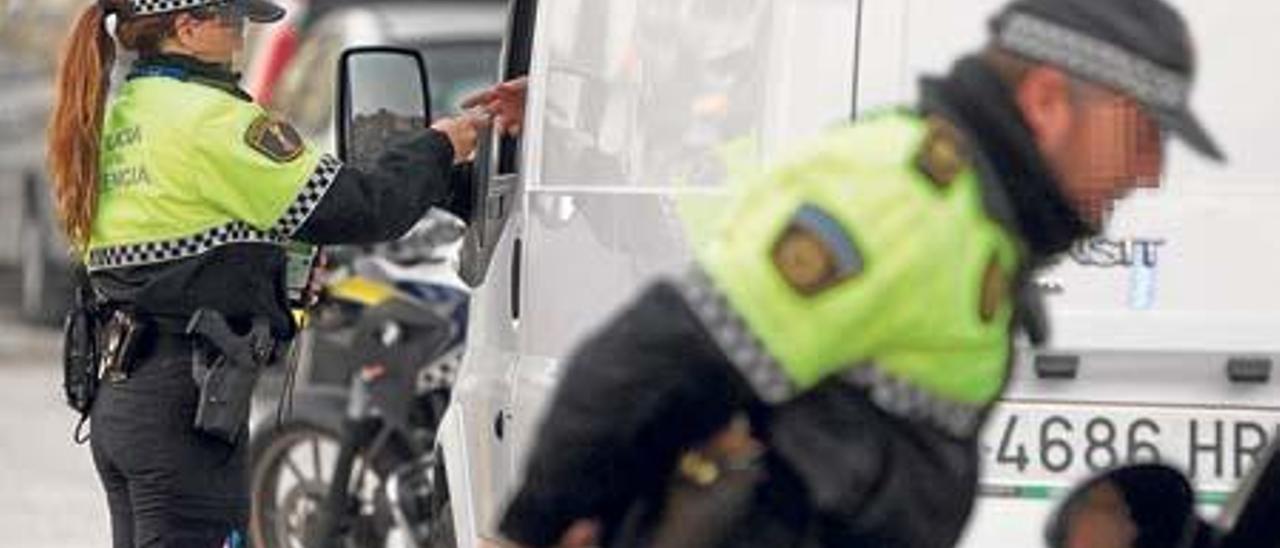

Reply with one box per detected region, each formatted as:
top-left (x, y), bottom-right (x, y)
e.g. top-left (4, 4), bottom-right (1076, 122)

top-left (978, 400), bottom-right (1280, 503)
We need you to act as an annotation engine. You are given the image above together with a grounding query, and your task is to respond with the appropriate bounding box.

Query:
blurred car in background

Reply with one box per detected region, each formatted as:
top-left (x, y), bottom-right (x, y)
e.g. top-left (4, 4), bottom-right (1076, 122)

top-left (2, 0), bottom-right (80, 323)
top-left (266, 0), bottom-right (505, 149)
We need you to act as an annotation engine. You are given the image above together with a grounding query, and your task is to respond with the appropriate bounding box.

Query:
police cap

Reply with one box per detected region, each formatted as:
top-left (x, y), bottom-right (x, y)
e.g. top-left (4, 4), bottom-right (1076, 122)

top-left (123, 0), bottom-right (286, 23)
top-left (991, 0), bottom-right (1224, 161)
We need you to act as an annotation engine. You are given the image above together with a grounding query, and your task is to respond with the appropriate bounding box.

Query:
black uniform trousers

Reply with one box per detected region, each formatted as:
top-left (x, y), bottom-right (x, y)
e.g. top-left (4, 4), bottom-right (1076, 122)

top-left (90, 335), bottom-right (248, 548)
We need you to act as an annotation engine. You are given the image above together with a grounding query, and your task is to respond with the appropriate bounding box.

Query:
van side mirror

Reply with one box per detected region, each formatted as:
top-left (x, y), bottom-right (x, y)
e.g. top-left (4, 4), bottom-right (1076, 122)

top-left (1046, 464), bottom-right (1218, 548)
top-left (336, 47), bottom-right (431, 171)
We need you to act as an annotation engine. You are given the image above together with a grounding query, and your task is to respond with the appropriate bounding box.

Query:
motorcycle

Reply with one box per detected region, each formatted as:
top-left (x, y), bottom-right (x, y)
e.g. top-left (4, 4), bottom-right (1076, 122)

top-left (248, 213), bottom-right (468, 548)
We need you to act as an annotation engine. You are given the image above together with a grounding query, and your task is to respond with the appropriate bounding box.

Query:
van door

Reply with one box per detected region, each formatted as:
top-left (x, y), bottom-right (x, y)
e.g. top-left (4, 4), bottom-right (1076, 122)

top-left (857, 1), bottom-right (1280, 545)
top-left (444, 0), bottom-right (540, 542)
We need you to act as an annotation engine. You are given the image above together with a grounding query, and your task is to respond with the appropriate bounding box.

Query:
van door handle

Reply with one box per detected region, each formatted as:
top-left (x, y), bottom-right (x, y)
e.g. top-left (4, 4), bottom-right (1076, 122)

top-left (494, 410), bottom-right (508, 440)
top-left (1034, 354), bottom-right (1079, 380)
top-left (511, 237), bottom-right (522, 320)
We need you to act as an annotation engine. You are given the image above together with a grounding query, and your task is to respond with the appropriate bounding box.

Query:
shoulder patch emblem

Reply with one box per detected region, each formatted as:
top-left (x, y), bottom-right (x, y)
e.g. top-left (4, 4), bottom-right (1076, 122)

top-left (916, 116), bottom-right (968, 189)
top-left (771, 204), bottom-right (864, 297)
top-left (979, 255), bottom-right (1009, 324)
top-left (245, 115), bottom-right (305, 163)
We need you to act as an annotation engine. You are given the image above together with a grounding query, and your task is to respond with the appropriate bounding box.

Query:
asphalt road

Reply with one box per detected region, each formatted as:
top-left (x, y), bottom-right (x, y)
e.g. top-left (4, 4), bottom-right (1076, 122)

top-left (0, 268), bottom-right (110, 548)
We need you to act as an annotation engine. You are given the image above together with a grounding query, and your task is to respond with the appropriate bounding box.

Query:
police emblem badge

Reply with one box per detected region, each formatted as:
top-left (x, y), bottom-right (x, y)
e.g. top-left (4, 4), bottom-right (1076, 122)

top-left (916, 116), bottom-right (968, 189)
top-left (979, 255), bottom-right (1008, 323)
top-left (771, 204), bottom-right (863, 296)
top-left (246, 115), bottom-right (305, 163)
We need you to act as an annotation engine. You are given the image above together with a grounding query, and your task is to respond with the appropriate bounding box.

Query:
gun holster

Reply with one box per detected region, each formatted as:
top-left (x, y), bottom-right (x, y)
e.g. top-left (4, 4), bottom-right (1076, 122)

top-left (62, 266), bottom-right (102, 417)
top-left (186, 309), bottom-right (275, 444)
top-left (62, 297), bottom-right (99, 415)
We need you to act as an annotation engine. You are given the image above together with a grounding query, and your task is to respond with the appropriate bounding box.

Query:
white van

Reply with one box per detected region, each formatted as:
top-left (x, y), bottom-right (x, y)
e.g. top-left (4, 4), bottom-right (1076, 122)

top-left (437, 0), bottom-right (1280, 545)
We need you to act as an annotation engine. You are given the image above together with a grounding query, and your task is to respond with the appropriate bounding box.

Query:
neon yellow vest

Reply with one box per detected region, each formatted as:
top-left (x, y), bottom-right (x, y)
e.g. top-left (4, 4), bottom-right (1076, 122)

top-left (695, 112), bottom-right (1022, 408)
top-left (89, 75), bottom-right (336, 271)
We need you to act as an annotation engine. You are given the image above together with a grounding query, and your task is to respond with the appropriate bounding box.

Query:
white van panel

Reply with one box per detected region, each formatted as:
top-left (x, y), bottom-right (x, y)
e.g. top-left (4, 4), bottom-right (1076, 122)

top-left (450, 217), bottom-right (523, 538)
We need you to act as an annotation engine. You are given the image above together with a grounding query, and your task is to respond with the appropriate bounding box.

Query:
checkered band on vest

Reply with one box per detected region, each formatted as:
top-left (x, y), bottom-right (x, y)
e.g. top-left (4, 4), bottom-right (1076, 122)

top-left (129, 0), bottom-right (217, 17)
top-left (676, 267), bottom-right (798, 404)
top-left (272, 154), bottom-right (342, 237)
top-left (675, 267), bottom-right (986, 439)
top-left (841, 365), bottom-right (985, 439)
top-left (997, 12), bottom-right (1190, 111)
top-left (88, 155), bottom-right (343, 271)
top-left (87, 221), bottom-right (280, 271)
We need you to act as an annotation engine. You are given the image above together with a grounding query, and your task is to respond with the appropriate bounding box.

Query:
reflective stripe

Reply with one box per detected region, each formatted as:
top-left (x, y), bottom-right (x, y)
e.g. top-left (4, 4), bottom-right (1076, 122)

top-left (677, 268), bottom-right (985, 438)
top-left (996, 12), bottom-right (1190, 111)
top-left (842, 365), bottom-right (984, 439)
top-left (87, 155), bottom-right (341, 271)
top-left (271, 154), bottom-right (342, 237)
top-left (87, 221), bottom-right (279, 271)
top-left (676, 267), bottom-right (796, 403)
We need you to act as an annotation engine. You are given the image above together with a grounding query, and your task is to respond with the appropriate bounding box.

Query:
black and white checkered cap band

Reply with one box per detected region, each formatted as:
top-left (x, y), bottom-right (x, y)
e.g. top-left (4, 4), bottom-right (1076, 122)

top-left (88, 155), bottom-right (342, 271)
top-left (996, 12), bottom-right (1190, 111)
top-left (676, 267), bottom-right (797, 404)
top-left (129, 0), bottom-right (217, 16)
top-left (272, 154), bottom-right (342, 237)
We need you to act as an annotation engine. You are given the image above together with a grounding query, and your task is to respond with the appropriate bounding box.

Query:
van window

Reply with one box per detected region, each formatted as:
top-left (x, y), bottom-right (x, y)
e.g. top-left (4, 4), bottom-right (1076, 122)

top-left (497, 0), bottom-right (539, 175)
top-left (537, 0), bottom-right (773, 189)
top-left (457, 0), bottom-right (538, 288)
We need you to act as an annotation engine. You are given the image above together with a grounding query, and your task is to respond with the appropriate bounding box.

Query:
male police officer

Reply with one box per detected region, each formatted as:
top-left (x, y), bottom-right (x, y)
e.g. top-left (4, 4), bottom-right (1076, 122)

top-left (494, 0), bottom-right (1223, 546)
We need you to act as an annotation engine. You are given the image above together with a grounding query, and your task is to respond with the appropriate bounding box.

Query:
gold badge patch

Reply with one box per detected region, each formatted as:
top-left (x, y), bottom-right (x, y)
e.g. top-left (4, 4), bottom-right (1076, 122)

top-left (245, 115), bottom-right (304, 163)
top-left (979, 255), bottom-right (1008, 324)
top-left (916, 116), bottom-right (968, 189)
top-left (774, 229), bottom-right (836, 294)
top-left (771, 205), bottom-right (863, 297)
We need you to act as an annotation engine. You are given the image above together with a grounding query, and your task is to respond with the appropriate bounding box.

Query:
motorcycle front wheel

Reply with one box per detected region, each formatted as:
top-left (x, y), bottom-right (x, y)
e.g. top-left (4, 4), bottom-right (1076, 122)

top-left (248, 419), bottom-right (409, 548)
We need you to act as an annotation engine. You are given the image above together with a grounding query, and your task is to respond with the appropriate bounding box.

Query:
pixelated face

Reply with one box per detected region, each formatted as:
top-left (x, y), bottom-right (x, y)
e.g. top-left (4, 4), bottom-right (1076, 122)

top-left (1055, 84), bottom-right (1165, 225)
top-left (173, 3), bottom-right (247, 62)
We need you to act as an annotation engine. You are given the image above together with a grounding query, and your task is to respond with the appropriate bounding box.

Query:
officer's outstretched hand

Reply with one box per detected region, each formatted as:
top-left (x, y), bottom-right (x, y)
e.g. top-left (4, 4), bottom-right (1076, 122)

top-left (462, 76), bottom-right (528, 137)
top-left (431, 110), bottom-right (491, 164)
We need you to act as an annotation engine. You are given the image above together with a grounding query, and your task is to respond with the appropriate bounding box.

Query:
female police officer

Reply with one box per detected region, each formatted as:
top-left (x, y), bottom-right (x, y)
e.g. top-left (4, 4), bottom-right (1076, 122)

top-left (46, 0), bottom-right (485, 546)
